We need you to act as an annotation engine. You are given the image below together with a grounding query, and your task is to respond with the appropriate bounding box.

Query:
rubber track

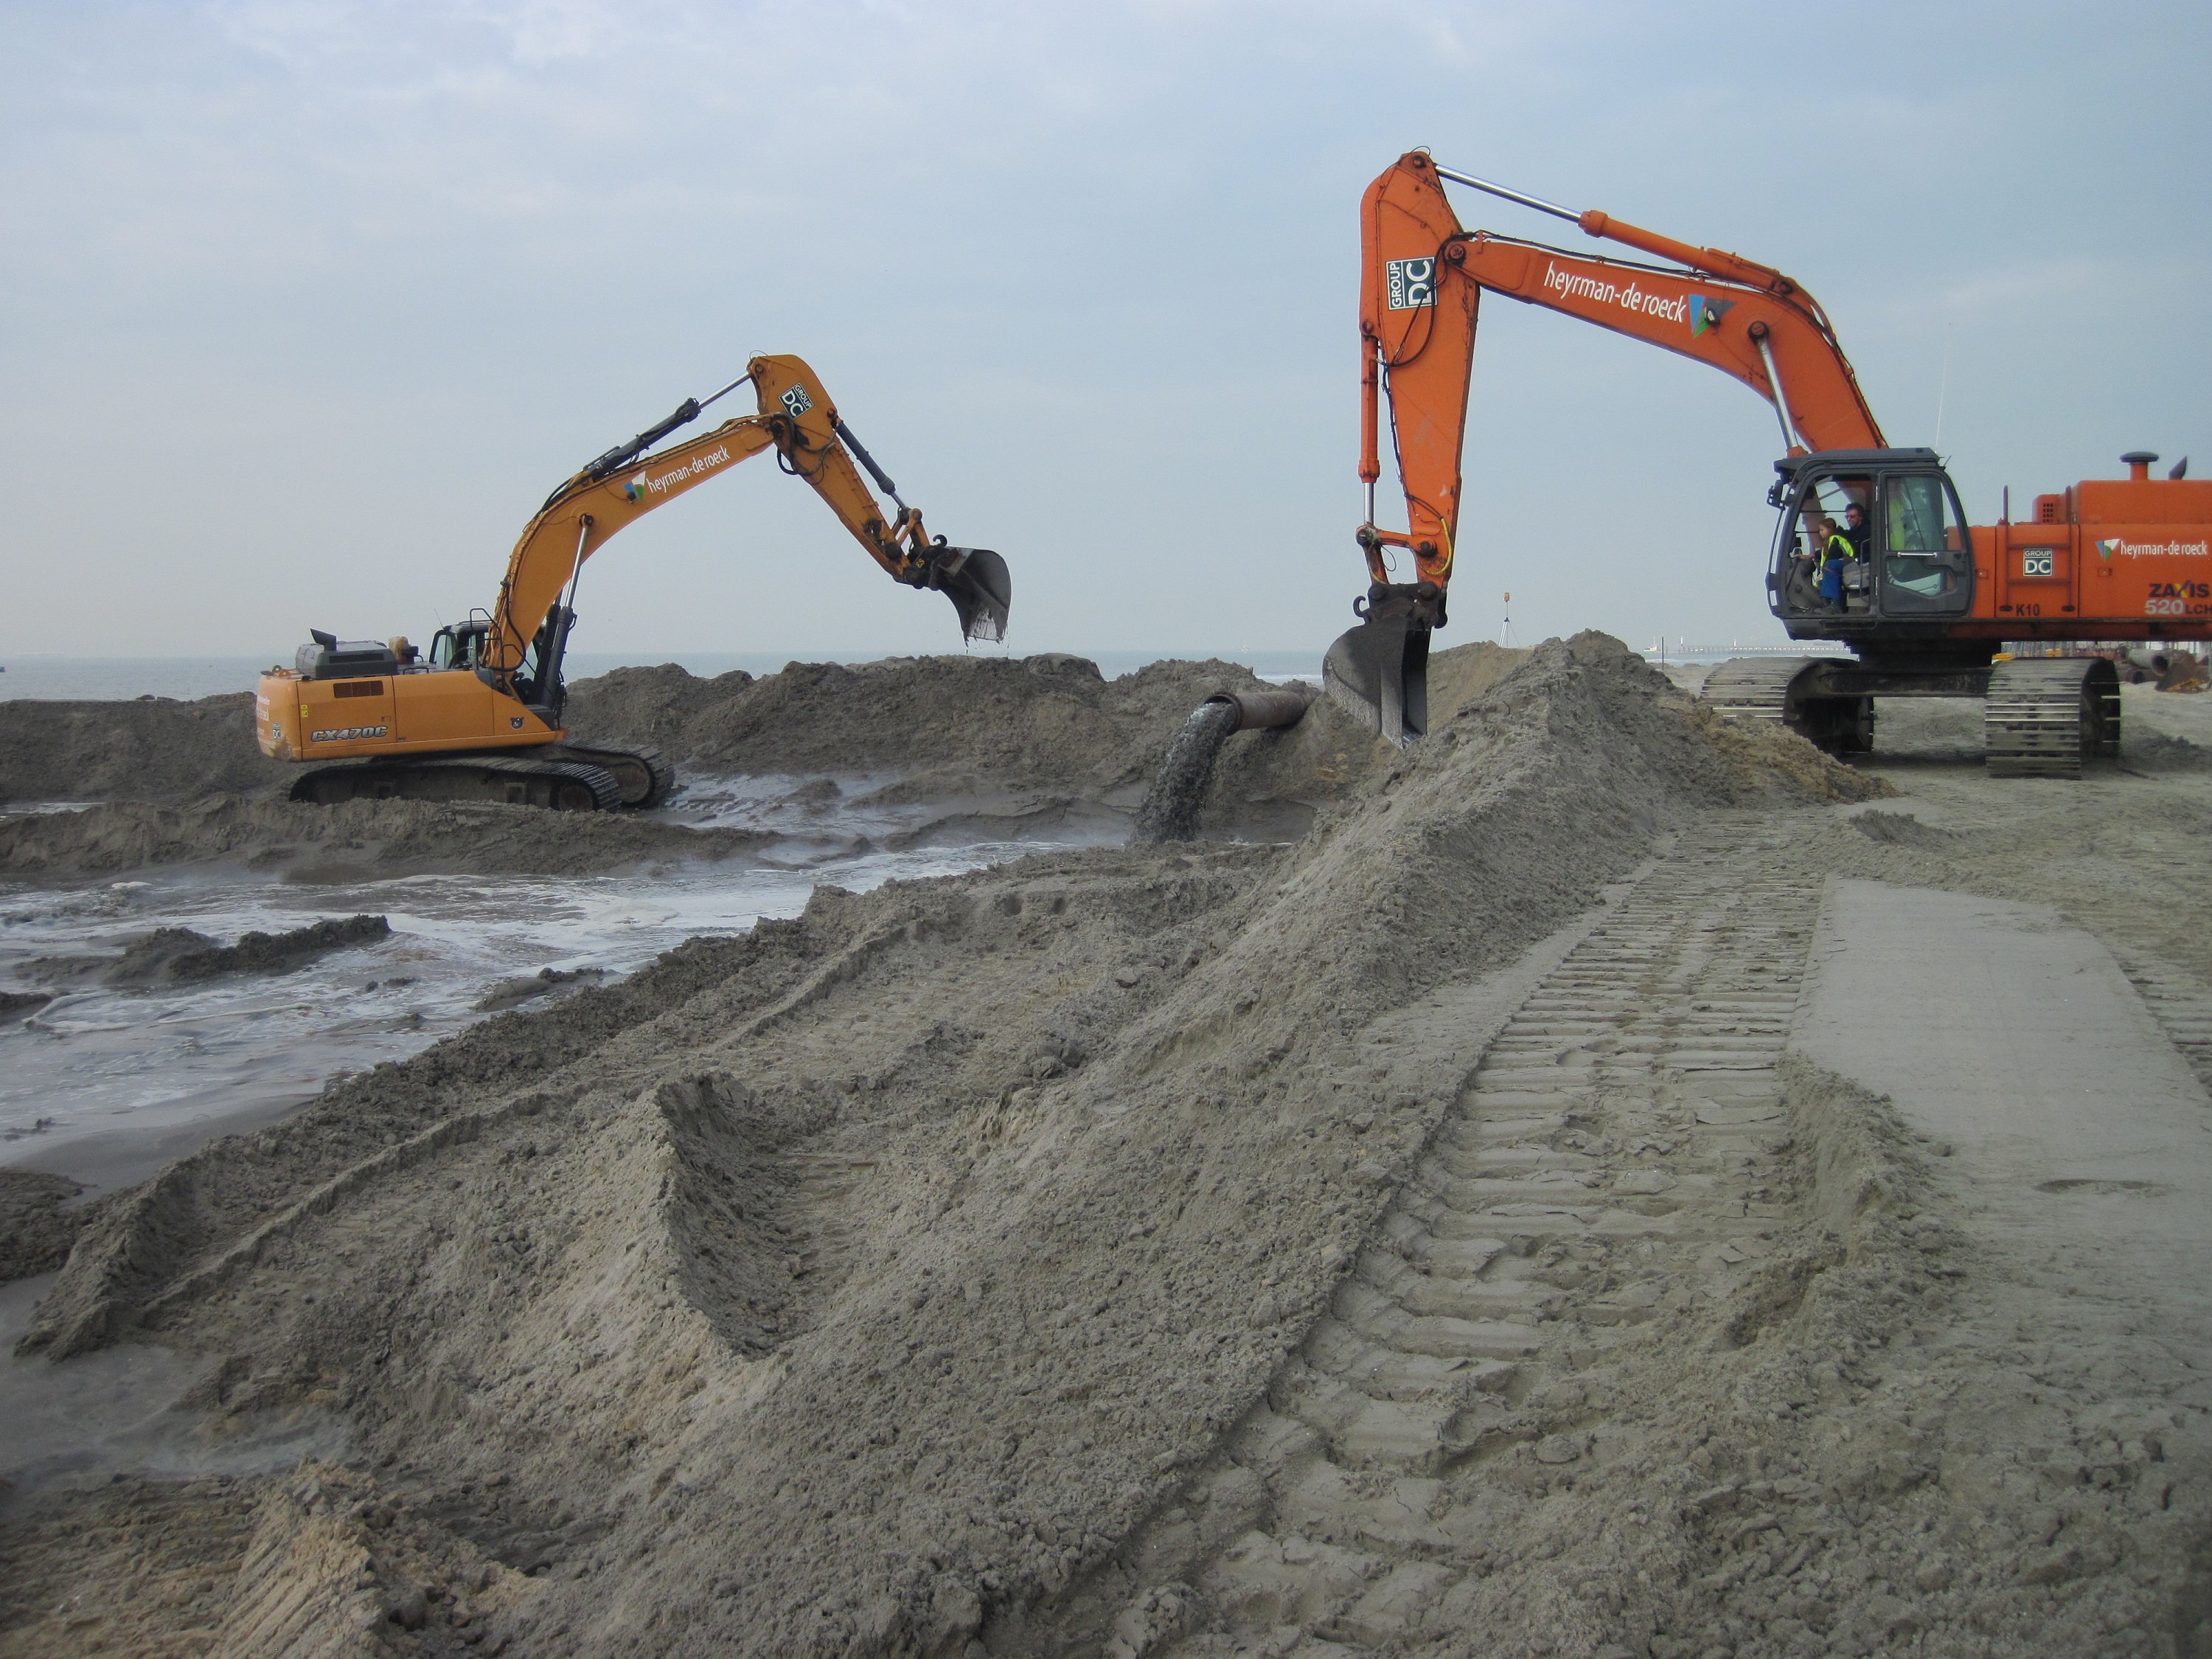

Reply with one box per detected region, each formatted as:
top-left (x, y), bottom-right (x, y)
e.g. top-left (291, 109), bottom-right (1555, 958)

top-left (1079, 822), bottom-right (1823, 1652)
top-left (1983, 657), bottom-right (2120, 780)
top-left (291, 754), bottom-right (622, 810)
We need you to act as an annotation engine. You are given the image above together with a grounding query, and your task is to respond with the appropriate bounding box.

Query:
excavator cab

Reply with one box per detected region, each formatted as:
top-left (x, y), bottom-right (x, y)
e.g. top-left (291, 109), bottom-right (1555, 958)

top-left (428, 621), bottom-right (490, 672)
top-left (1767, 449), bottom-right (1975, 635)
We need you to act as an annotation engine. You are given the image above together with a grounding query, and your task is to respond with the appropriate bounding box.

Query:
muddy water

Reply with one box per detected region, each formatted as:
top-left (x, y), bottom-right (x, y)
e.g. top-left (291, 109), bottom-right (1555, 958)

top-left (0, 780), bottom-right (1113, 1196)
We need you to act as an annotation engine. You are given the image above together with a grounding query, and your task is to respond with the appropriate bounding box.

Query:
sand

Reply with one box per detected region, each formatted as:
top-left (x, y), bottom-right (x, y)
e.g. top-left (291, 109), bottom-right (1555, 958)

top-left (25, 915), bottom-right (394, 989)
top-left (0, 796), bottom-right (776, 882)
top-left (0, 692), bottom-right (289, 807)
top-left (0, 1172), bottom-right (83, 1283)
top-left (0, 647), bottom-right (1531, 881)
top-left (4, 639), bottom-right (2211, 1658)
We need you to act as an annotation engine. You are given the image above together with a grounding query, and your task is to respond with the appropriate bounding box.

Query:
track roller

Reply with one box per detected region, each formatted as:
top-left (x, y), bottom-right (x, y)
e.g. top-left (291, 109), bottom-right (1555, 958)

top-left (1984, 656), bottom-right (2120, 779)
top-left (291, 754), bottom-right (623, 811)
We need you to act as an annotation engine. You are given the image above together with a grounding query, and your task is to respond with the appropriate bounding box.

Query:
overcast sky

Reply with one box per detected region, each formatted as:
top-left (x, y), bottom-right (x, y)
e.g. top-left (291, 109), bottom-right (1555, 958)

top-left (4, 1), bottom-right (2206, 664)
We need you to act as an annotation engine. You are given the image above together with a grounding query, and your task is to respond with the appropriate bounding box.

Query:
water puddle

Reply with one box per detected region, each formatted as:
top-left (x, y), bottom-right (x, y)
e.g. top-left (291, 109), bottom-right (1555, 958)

top-left (1, 786), bottom-right (1113, 1192)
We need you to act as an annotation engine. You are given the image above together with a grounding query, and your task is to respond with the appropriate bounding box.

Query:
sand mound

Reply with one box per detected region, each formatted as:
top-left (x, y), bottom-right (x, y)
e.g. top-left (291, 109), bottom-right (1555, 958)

top-left (0, 796), bottom-right (772, 881)
top-left (0, 1169), bottom-right (84, 1283)
top-left (0, 654), bottom-right (1389, 818)
top-left (564, 654), bottom-right (1257, 793)
top-left (0, 990), bottom-right (51, 1026)
top-left (0, 692), bottom-right (289, 805)
top-left (8, 635), bottom-right (1916, 1655)
top-left (0, 646), bottom-right (1534, 879)
top-left (24, 916), bottom-right (394, 990)
top-left (568, 646), bottom-right (1528, 815)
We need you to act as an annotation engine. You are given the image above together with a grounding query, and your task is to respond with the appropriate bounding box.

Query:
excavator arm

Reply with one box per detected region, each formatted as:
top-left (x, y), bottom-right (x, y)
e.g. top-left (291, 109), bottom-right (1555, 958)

top-left (484, 352), bottom-right (1011, 688)
top-left (1330, 151), bottom-right (1885, 740)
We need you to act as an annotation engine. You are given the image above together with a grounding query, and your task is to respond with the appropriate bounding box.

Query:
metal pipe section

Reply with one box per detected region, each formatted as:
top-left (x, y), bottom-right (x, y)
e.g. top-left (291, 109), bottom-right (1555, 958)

top-left (1203, 685), bottom-right (1313, 732)
top-left (1432, 164), bottom-right (1580, 225)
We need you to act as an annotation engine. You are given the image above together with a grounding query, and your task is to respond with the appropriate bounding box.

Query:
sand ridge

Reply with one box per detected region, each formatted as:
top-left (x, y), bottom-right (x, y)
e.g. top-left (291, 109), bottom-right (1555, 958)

top-left (0, 647), bottom-right (1532, 880)
top-left (7, 639), bottom-right (2211, 1658)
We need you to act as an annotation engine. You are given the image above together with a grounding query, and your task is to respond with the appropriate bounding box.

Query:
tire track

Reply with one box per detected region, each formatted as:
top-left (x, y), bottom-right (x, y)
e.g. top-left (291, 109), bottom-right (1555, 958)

top-left (1068, 819), bottom-right (1825, 1657)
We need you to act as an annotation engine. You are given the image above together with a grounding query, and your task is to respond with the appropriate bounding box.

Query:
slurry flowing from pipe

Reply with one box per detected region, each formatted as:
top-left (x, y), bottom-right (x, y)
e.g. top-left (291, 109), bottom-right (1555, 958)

top-left (1132, 700), bottom-right (1241, 844)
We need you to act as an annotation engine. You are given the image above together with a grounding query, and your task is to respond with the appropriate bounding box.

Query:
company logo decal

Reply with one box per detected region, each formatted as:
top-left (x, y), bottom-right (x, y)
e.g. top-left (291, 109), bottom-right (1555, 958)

top-left (2099, 537), bottom-right (2211, 560)
top-left (780, 386), bottom-right (814, 417)
top-left (1386, 256), bottom-right (1436, 311)
top-left (310, 726), bottom-right (388, 742)
top-left (1543, 260), bottom-right (1705, 328)
top-left (625, 445), bottom-right (734, 504)
top-left (1688, 294), bottom-right (1736, 338)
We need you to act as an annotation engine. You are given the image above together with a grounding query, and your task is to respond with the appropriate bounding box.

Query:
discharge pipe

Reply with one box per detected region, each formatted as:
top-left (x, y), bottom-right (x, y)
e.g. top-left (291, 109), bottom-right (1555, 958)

top-left (1133, 684), bottom-right (1314, 845)
top-left (1201, 686), bottom-right (1314, 733)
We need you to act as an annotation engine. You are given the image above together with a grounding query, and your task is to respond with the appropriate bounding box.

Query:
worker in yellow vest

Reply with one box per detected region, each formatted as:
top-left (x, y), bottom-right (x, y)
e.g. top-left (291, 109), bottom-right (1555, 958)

top-left (1815, 515), bottom-right (1856, 608)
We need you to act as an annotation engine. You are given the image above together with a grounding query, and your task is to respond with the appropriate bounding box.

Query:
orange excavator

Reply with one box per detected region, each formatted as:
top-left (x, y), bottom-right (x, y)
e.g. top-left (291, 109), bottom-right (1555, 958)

top-left (257, 354), bottom-right (1011, 809)
top-left (1328, 151), bottom-right (2212, 775)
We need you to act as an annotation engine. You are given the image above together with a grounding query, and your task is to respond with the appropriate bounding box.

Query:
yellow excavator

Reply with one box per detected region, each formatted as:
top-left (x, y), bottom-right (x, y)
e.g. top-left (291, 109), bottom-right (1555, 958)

top-left (257, 353), bottom-right (1011, 810)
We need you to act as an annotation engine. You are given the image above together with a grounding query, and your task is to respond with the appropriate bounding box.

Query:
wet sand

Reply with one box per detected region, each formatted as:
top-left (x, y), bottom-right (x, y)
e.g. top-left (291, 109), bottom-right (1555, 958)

top-left (4, 644), bottom-right (2211, 1658)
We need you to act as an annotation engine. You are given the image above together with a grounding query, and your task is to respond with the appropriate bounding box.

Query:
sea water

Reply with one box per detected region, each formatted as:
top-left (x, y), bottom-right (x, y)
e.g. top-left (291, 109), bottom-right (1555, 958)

top-left (0, 797), bottom-right (1119, 1197)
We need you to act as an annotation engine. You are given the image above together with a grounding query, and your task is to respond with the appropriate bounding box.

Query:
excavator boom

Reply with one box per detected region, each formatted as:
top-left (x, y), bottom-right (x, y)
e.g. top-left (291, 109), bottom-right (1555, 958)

top-left (1331, 152), bottom-right (1883, 740)
top-left (490, 353), bottom-right (1010, 680)
top-left (1332, 150), bottom-right (2212, 779)
top-left (257, 352), bottom-right (1010, 810)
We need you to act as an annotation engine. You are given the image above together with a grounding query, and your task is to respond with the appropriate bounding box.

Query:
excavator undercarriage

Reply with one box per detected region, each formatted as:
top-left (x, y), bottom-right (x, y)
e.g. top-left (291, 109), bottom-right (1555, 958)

top-left (1697, 655), bottom-right (2121, 779)
top-left (287, 742), bottom-right (674, 812)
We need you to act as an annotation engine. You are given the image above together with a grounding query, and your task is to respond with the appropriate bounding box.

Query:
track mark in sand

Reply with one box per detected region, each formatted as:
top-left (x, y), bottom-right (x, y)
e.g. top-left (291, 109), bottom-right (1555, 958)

top-left (2110, 948), bottom-right (2212, 1102)
top-left (1076, 821), bottom-right (1823, 1657)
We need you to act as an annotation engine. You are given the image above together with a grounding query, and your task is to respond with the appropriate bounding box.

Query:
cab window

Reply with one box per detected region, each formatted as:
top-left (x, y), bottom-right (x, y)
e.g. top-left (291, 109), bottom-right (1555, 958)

top-left (1879, 476), bottom-right (1971, 612)
top-left (1775, 475), bottom-right (1874, 614)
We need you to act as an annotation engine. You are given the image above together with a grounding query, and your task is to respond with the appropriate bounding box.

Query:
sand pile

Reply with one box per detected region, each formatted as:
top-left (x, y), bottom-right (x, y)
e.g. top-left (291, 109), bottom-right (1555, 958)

top-left (0, 796), bottom-right (773, 880)
top-left (6, 635), bottom-right (1924, 1656)
top-left (0, 692), bottom-right (289, 806)
top-left (565, 648), bottom-right (1530, 830)
top-left (0, 647), bottom-right (1531, 880)
top-left (0, 1170), bottom-right (83, 1281)
top-left (24, 915), bottom-right (392, 990)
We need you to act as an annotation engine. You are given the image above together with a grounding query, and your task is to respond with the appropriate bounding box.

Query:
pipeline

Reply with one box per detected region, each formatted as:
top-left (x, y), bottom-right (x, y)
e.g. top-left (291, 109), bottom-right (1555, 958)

top-left (1132, 686), bottom-right (1312, 844)
top-left (2118, 647), bottom-right (2207, 691)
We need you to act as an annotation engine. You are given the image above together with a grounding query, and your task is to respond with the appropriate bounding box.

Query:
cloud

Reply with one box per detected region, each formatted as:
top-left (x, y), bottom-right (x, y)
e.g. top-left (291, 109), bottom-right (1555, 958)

top-left (2, 1), bottom-right (2206, 657)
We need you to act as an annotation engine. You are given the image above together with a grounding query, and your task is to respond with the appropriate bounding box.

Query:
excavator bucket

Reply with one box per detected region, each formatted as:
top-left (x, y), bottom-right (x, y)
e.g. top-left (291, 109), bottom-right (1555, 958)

top-left (1324, 610), bottom-right (1430, 744)
top-left (930, 546), bottom-right (1013, 644)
